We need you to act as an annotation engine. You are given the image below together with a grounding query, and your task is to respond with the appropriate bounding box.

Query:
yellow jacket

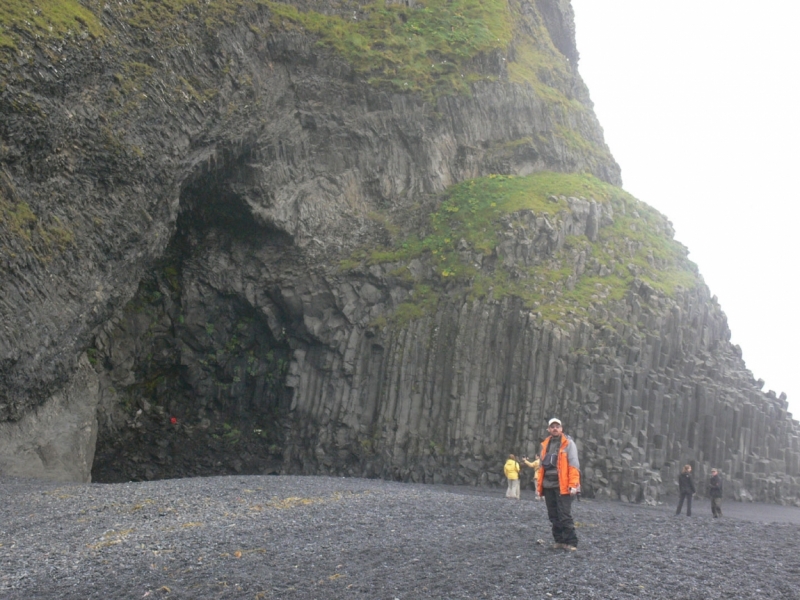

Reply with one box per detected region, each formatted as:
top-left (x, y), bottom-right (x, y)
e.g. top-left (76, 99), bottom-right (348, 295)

top-left (504, 458), bottom-right (520, 480)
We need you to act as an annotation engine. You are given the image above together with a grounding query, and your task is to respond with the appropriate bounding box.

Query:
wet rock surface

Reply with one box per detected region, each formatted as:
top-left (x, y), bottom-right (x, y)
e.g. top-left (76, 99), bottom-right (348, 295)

top-left (2, 475), bottom-right (799, 599)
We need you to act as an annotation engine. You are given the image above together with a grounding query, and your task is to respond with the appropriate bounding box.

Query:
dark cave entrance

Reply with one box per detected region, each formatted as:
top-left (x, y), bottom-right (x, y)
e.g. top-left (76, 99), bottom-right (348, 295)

top-left (91, 158), bottom-right (296, 482)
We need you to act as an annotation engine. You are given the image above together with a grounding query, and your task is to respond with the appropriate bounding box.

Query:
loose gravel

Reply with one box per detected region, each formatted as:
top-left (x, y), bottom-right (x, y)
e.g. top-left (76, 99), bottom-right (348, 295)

top-left (2, 475), bottom-right (799, 599)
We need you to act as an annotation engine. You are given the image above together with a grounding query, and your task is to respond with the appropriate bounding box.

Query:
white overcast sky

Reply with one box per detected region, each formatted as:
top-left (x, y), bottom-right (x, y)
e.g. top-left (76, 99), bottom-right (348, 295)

top-left (571, 1), bottom-right (799, 417)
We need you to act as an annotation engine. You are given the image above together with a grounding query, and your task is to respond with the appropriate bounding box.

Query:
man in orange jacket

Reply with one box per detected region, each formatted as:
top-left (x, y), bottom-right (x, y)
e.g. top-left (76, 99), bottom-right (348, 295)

top-left (524, 417), bottom-right (581, 550)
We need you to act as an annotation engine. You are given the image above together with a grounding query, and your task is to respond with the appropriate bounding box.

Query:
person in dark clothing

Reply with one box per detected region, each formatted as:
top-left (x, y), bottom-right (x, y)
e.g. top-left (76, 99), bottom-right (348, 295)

top-left (523, 418), bottom-right (580, 551)
top-left (709, 468), bottom-right (723, 517)
top-left (675, 464), bottom-right (695, 516)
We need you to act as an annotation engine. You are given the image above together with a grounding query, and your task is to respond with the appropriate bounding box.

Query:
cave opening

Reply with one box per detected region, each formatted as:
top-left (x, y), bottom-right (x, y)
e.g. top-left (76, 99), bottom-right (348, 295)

top-left (91, 158), bottom-right (295, 482)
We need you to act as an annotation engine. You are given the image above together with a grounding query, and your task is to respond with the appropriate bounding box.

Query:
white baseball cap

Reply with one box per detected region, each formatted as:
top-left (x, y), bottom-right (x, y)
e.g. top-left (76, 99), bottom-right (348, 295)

top-left (548, 418), bottom-right (562, 426)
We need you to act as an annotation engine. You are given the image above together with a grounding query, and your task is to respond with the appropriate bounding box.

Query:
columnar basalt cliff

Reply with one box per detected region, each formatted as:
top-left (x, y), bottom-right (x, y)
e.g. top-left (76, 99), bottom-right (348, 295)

top-left (0, 0), bottom-right (797, 504)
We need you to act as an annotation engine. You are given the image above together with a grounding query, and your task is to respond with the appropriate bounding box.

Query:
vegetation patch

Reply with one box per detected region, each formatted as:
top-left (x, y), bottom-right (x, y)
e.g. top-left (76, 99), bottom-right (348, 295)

top-left (555, 124), bottom-right (610, 163)
top-left (0, 188), bottom-right (75, 261)
top-left (266, 0), bottom-right (513, 98)
top-left (0, 0), bottom-right (103, 51)
top-left (372, 283), bottom-right (440, 330)
top-left (1, 0), bottom-right (600, 164)
top-left (365, 171), bottom-right (614, 267)
top-left (350, 171), bottom-right (699, 327)
top-left (0, 0), bottom-right (245, 54)
top-left (506, 21), bottom-right (579, 109)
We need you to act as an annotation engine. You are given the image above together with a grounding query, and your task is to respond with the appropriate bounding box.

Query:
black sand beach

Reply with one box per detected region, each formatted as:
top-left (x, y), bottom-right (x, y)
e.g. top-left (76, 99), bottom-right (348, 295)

top-left (2, 475), bottom-right (799, 599)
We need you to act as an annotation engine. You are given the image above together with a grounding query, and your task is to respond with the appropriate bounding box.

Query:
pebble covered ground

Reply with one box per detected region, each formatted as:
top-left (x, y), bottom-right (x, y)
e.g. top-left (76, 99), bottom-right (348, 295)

top-left (2, 475), bottom-right (799, 599)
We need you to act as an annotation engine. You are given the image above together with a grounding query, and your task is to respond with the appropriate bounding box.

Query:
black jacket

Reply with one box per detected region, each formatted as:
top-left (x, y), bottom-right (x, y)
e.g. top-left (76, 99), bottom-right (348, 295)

top-left (709, 474), bottom-right (723, 498)
top-left (678, 472), bottom-right (696, 495)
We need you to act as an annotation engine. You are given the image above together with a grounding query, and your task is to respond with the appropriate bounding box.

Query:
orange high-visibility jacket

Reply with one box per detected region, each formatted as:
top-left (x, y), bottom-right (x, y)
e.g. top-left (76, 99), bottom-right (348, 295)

top-left (536, 435), bottom-right (581, 495)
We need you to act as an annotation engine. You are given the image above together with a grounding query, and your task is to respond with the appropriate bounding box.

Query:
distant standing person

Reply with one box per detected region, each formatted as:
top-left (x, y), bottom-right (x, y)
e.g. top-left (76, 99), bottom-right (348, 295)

top-left (675, 464), bottom-right (695, 516)
top-left (504, 454), bottom-right (521, 499)
top-left (709, 468), bottom-right (723, 517)
top-left (523, 418), bottom-right (581, 550)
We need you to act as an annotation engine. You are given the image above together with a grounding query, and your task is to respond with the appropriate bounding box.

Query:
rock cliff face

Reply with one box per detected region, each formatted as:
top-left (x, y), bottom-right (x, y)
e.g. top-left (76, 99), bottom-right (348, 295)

top-left (1, 0), bottom-right (797, 504)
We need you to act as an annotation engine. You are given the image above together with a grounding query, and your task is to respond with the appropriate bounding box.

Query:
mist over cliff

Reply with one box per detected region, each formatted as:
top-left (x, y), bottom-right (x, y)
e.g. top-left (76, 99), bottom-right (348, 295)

top-left (0, 0), bottom-right (797, 505)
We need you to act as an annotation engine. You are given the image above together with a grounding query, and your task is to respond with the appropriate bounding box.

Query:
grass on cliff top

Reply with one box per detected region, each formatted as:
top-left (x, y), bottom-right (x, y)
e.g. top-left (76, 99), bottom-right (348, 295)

top-left (1, 0), bottom-right (577, 106)
top-left (369, 171), bottom-right (615, 264)
top-left (0, 0), bottom-right (240, 52)
top-left (0, 0), bottom-right (103, 50)
top-left (1, 0), bottom-right (598, 159)
top-left (353, 171), bottom-right (698, 327)
top-left (266, 0), bottom-right (513, 97)
top-left (266, 0), bottom-right (590, 107)
top-left (1, 0), bottom-right (511, 62)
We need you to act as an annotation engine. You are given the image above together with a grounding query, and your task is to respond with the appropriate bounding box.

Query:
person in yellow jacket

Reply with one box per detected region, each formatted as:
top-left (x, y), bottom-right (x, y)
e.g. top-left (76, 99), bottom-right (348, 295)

top-left (523, 418), bottom-right (581, 550)
top-left (503, 454), bottom-right (521, 499)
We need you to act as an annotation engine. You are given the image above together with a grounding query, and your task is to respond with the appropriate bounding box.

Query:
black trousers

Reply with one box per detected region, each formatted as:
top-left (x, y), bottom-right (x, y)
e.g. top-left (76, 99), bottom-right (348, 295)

top-left (543, 488), bottom-right (578, 546)
top-left (676, 493), bottom-right (693, 515)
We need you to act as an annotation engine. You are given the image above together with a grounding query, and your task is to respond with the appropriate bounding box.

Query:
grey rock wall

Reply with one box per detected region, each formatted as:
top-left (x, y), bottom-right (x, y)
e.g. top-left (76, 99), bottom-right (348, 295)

top-left (86, 183), bottom-right (800, 505)
top-left (0, 355), bottom-right (99, 482)
top-left (276, 210), bottom-right (800, 505)
top-left (1, 0), bottom-right (615, 433)
top-left (1, 0), bottom-right (798, 507)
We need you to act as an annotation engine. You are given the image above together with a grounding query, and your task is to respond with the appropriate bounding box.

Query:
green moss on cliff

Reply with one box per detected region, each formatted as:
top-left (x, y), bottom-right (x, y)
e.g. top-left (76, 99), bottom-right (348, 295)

top-left (0, 0), bottom-right (599, 173)
top-left (0, 0), bottom-right (103, 50)
top-left (554, 124), bottom-right (610, 164)
top-left (369, 171), bottom-right (609, 265)
top-left (354, 171), bottom-right (698, 327)
top-left (0, 193), bottom-right (75, 259)
top-left (4, 173), bottom-right (73, 270)
top-left (267, 0), bottom-right (512, 97)
top-left (506, 20), bottom-right (578, 110)
top-left (0, 0), bottom-right (237, 52)
top-left (1, 0), bottom-right (588, 110)
top-left (0, 194), bottom-right (37, 240)
top-left (0, 0), bottom-right (574, 98)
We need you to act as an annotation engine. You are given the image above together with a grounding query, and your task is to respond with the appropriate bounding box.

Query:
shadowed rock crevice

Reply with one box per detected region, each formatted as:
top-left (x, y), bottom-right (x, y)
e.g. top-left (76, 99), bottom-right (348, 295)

top-left (178, 151), bottom-right (296, 247)
top-left (91, 174), bottom-right (296, 482)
